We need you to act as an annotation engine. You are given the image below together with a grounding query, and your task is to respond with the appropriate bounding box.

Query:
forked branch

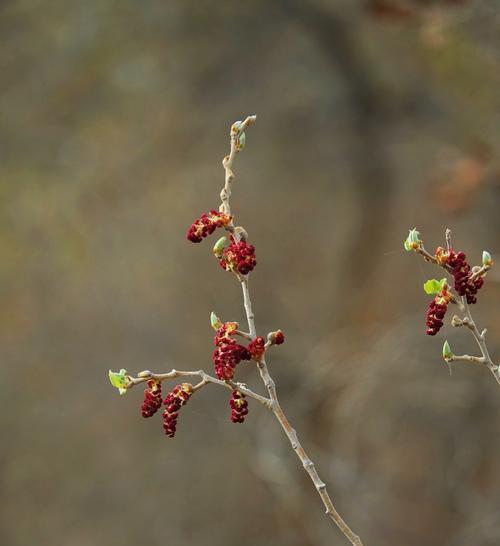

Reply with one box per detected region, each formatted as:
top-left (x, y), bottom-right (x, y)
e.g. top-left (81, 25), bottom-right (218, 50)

top-left (109, 116), bottom-right (364, 546)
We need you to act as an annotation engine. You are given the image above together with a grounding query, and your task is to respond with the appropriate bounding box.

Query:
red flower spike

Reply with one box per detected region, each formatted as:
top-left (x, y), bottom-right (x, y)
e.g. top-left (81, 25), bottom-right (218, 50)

top-left (433, 247), bottom-right (485, 305)
top-left (219, 236), bottom-right (256, 275)
top-left (141, 380), bottom-right (162, 418)
top-left (213, 343), bottom-right (250, 380)
top-left (425, 299), bottom-right (448, 336)
top-left (248, 336), bottom-right (266, 361)
top-left (445, 249), bottom-right (484, 304)
top-left (214, 322), bottom-right (239, 346)
top-left (212, 321), bottom-right (250, 380)
top-left (162, 383), bottom-right (193, 438)
top-left (229, 390), bottom-right (249, 423)
top-left (187, 211), bottom-right (231, 243)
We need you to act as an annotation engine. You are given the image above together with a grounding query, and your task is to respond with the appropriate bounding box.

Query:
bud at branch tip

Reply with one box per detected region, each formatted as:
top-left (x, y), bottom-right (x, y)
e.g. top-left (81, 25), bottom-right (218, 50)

top-left (482, 251), bottom-right (493, 267)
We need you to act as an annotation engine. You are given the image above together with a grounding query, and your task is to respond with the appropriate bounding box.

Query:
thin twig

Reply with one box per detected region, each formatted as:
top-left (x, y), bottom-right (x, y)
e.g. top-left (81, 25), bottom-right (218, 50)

top-left (446, 354), bottom-right (486, 366)
top-left (127, 368), bottom-right (272, 407)
top-left (469, 264), bottom-right (491, 283)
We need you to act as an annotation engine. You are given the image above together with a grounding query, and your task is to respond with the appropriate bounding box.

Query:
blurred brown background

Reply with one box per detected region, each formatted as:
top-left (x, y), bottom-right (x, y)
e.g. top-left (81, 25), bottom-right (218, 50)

top-left (1, 1), bottom-right (500, 545)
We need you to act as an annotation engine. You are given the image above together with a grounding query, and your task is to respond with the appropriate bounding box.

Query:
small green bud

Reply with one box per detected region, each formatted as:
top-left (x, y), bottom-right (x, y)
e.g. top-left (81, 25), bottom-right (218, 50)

top-left (442, 340), bottom-right (453, 360)
top-left (404, 228), bottom-right (421, 252)
top-left (211, 311), bottom-right (222, 330)
top-left (482, 251), bottom-right (492, 267)
top-left (231, 120), bottom-right (243, 135)
top-left (108, 369), bottom-right (129, 395)
top-left (235, 132), bottom-right (245, 151)
top-left (213, 236), bottom-right (227, 258)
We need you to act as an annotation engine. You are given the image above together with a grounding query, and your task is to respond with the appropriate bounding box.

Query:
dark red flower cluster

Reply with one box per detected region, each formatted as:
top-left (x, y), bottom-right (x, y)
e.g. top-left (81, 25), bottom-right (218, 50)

top-left (426, 299), bottom-right (448, 336)
top-left (162, 383), bottom-right (192, 438)
top-left (219, 236), bottom-right (256, 275)
top-left (212, 330), bottom-right (250, 381)
top-left (214, 321), bottom-right (239, 346)
top-left (274, 330), bottom-right (285, 344)
top-left (213, 322), bottom-right (250, 380)
top-left (269, 330), bottom-right (285, 345)
top-left (229, 390), bottom-right (248, 423)
top-left (248, 336), bottom-right (266, 361)
top-left (187, 210), bottom-right (231, 243)
top-left (446, 250), bottom-right (483, 304)
top-left (141, 380), bottom-right (162, 418)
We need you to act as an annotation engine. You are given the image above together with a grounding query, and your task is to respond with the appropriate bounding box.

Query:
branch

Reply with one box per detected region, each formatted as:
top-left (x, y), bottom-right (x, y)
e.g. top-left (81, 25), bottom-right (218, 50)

top-left (127, 368), bottom-right (272, 408)
top-left (460, 299), bottom-right (500, 386)
top-left (110, 116), bottom-right (364, 546)
top-left (407, 227), bottom-right (499, 388)
top-left (221, 118), bottom-right (364, 546)
top-left (445, 354), bottom-right (485, 366)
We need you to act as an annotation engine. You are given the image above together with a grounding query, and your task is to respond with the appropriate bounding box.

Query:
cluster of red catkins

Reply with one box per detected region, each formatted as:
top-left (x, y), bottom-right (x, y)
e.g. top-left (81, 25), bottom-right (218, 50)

top-left (441, 249), bottom-right (484, 305)
top-left (187, 211), bottom-right (257, 276)
top-left (219, 236), bottom-right (257, 275)
top-left (187, 210), bottom-right (231, 243)
top-left (425, 247), bottom-right (486, 336)
top-left (141, 381), bottom-right (192, 438)
top-left (180, 202), bottom-right (282, 430)
top-left (213, 322), bottom-right (251, 380)
top-left (212, 323), bottom-right (285, 424)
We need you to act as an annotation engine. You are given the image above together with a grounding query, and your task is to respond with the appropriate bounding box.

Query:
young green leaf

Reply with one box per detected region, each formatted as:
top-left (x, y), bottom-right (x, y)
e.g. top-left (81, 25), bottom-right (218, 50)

top-left (423, 278), bottom-right (446, 295)
top-left (235, 132), bottom-right (246, 151)
top-left (211, 311), bottom-right (222, 330)
top-left (213, 236), bottom-right (227, 258)
top-left (442, 340), bottom-right (453, 360)
top-left (108, 369), bottom-right (129, 395)
top-left (403, 228), bottom-right (421, 251)
top-left (231, 120), bottom-right (243, 135)
top-left (482, 251), bottom-right (492, 267)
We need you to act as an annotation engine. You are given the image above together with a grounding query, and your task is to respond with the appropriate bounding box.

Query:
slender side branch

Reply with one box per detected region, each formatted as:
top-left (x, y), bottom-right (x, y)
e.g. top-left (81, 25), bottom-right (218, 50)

top-left (470, 264), bottom-right (491, 283)
top-left (417, 244), bottom-right (453, 273)
top-left (127, 368), bottom-right (272, 407)
top-left (446, 354), bottom-right (486, 366)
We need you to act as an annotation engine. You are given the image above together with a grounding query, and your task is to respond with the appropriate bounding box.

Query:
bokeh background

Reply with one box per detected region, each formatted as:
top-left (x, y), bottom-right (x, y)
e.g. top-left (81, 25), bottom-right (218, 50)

top-left (1, 1), bottom-right (500, 545)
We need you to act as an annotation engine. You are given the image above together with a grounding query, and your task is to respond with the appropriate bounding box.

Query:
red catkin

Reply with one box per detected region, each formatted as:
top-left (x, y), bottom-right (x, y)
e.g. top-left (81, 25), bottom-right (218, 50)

top-left (162, 383), bottom-right (192, 438)
top-left (274, 330), bottom-right (285, 345)
top-left (229, 390), bottom-right (248, 423)
top-left (213, 343), bottom-right (250, 380)
top-left (141, 380), bottom-right (163, 418)
top-left (187, 210), bottom-right (231, 243)
top-left (426, 299), bottom-right (448, 336)
top-left (212, 322), bottom-right (251, 380)
top-left (220, 236), bottom-right (256, 275)
top-left (436, 248), bottom-right (484, 304)
top-left (248, 336), bottom-right (266, 361)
